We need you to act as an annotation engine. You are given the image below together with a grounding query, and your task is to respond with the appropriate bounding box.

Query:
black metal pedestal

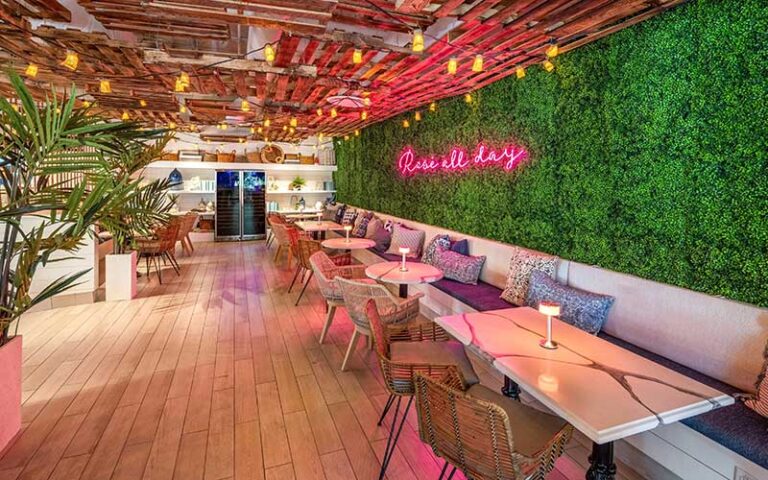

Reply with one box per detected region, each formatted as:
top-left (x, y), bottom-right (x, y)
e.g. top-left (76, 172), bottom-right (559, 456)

top-left (501, 375), bottom-right (521, 400)
top-left (586, 442), bottom-right (616, 480)
top-left (398, 283), bottom-right (408, 298)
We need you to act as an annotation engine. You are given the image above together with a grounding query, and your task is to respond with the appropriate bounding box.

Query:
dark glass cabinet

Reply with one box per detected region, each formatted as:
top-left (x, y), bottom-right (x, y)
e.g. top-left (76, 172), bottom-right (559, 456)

top-left (215, 170), bottom-right (266, 241)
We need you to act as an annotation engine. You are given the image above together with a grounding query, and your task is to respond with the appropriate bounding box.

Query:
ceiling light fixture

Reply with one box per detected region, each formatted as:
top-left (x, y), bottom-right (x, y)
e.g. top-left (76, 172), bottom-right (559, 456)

top-left (61, 51), bottom-right (79, 71)
top-left (447, 57), bottom-right (458, 75)
top-left (471, 55), bottom-right (483, 73)
top-left (412, 29), bottom-right (424, 53)
top-left (25, 64), bottom-right (38, 78)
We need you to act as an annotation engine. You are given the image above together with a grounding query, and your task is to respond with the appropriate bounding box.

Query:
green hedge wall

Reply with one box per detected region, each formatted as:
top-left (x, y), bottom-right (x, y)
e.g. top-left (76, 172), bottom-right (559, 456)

top-left (334, 0), bottom-right (768, 307)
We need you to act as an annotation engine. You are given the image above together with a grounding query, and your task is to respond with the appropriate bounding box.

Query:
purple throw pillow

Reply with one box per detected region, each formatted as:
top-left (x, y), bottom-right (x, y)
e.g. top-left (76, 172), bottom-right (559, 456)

top-left (371, 227), bottom-right (391, 252)
top-left (450, 239), bottom-right (470, 256)
top-left (434, 247), bottom-right (486, 285)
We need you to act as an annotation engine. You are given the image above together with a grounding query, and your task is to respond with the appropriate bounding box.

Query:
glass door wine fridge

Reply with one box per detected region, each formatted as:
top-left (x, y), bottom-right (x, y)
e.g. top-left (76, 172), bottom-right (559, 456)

top-left (215, 170), bottom-right (266, 241)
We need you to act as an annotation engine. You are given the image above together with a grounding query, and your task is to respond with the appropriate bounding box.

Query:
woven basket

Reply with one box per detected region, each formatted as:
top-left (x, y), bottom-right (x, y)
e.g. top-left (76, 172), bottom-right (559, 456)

top-left (203, 152), bottom-right (217, 163)
top-left (217, 151), bottom-right (236, 163)
top-left (300, 155), bottom-right (315, 165)
top-left (246, 151), bottom-right (262, 163)
top-left (161, 152), bottom-right (178, 161)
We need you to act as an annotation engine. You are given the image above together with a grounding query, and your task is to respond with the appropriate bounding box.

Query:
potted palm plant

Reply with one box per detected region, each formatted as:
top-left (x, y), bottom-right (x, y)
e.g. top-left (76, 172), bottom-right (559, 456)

top-left (0, 72), bottom-right (168, 451)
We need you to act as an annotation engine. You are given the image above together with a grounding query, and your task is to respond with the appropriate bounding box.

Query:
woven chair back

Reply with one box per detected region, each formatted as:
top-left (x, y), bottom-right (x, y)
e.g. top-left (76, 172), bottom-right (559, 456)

top-left (297, 238), bottom-right (321, 269)
top-left (336, 277), bottom-right (394, 333)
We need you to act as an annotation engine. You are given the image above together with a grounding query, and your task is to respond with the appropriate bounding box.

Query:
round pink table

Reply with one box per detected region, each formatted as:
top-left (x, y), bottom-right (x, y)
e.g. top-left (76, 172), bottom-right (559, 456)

top-left (321, 238), bottom-right (375, 250)
top-left (365, 261), bottom-right (443, 298)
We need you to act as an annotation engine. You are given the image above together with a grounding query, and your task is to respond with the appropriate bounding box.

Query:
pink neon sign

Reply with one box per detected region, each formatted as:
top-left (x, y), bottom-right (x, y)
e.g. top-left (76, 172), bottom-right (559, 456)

top-left (396, 143), bottom-right (528, 176)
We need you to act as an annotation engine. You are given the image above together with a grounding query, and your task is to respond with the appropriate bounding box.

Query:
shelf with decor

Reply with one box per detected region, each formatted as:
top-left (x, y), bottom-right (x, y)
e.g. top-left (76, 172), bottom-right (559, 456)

top-left (146, 160), bottom-right (337, 172)
top-left (266, 190), bottom-right (336, 195)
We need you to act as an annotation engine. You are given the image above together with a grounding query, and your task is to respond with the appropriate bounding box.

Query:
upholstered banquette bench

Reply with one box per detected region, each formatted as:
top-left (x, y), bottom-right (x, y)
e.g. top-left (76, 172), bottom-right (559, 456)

top-left (325, 205), bottom-right (768, 480)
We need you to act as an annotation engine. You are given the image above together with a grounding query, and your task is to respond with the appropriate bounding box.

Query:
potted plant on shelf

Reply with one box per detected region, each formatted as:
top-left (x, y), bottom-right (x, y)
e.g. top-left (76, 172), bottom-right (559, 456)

top-left (0, 72), bottom-right (168, 452)
top-left (289, 176), bottom-right (306, 191)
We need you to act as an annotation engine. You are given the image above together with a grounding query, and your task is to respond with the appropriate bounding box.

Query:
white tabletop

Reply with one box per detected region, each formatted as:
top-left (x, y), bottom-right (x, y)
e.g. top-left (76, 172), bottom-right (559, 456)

top-left (322, 238), bottom-right (375, 250)
top-left (435, 307), bottom-right (733, 444)
top-left (294, 220), bottom-right (342, 232)
top-left (365, 261), bottom-right (443, 286)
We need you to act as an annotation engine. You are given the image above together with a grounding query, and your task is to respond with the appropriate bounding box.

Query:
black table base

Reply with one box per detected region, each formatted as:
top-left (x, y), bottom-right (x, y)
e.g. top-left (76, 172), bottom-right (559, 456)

top-left (398, 284), bottom-right (408, 298)
top-left (501, 375), bottom-right (521, 400)
top-left (587, 442), bottom-right (616, 480)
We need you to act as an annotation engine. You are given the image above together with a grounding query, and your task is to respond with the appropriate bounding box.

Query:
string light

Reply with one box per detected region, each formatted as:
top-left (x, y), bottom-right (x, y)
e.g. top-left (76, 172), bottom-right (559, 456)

top-left (238, 138), bottom-right (244, 143)
top-left (447, 57), bottom-right (458, 75)
top-left (257, 126), bottom-right (263, 134)
top-left (290, 117), bottom-right (298, 127)
top-left (360, 111), bottom-right (368, 120)
top-left (241, 100), bottom-right (250, 112)
top-left (363, 97), bottom-right (371, 106)
top-left (471, 55), bottom-right (483, 72)
top-left (25, 64), bottom-right (38, 78)
top-left (318, 133), bottom-right (324, 140)
top-left (121, 111), bottom-right (129, 120)
top-left (168, 121), bottom-right (177, 129)
top-left (402, 119), bottom-right (410, 128)
top-left (344, 135), bottom-right (350, 140)
top-left (516, 67), bottom-right (526, 79)
top-left (289, 127), bottom-right (295, 134)
top-left (139, 99), bottom-right (147, 107)
top-left (282, 125), bottom-right (288, 131)
top-left (99, 80), bottom-right (112, 93)
top-left (316, 108), bottom-right (323, 117)
top-left (414, 111), bottom-right (421, 121)
top-left (179, 104), bottom-right (187, 114)
top-left (464, 93), bottom-right (473, 103)
top-left (354, 129), bottom-right (360, 136)
top-left (250, 127), bottom-right (256, 134)
top-left (330, 108), bottom-right (338, 118)
top-left (543, 60), bottom-right (555, 72)
top-left (429, 102), bottom-right (436, 112)
top-left (179, 71), bottom-right (190, 87)
top-left (174, 79), bottom-right (186, 92)
top-left (352, 49), bottom-right (363, 64)
top-left (546, 44), bottom-right (559, 58)
top-left (82, 100), bottom-right (91, 108)
top-left (263, 118), bottom-right (271, 127)
top-left (412, 29), bottom-right (424, 52)
top-left (265, 44), bottom-right (276, 63)
top-left (62, 51), bottom-right (79, 71)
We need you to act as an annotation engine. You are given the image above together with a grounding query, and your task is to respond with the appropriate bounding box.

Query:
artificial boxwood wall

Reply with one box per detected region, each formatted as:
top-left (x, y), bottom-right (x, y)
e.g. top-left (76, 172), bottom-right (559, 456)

top-left (334, 0), bottom-right (768, 308)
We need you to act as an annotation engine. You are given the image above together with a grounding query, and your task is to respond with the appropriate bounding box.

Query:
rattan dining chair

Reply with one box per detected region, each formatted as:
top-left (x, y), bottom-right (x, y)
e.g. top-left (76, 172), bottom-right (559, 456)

top-left (336, 277), bottom-right (422, 371)
top-left (364, 299), bottom-right (480, 480)
top-left (266, 212), bottom-right (285, 248)
top-left (271, 223), bottom-right (297, 267)
top-left (176, 213), bottom-right (197, 256)
top-left (290, 238), bottom-right (323, 305)
top-left (309, 251), bottom-right (367, 344)
top-left (414, 371), bottom-right (574, 480)
top-left (135, 220), bottom-right (181, 284)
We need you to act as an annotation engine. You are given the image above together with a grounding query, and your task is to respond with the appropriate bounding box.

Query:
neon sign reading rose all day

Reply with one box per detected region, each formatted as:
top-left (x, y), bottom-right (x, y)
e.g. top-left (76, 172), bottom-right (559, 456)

top-left (396, 143), bottom-right (528, 177)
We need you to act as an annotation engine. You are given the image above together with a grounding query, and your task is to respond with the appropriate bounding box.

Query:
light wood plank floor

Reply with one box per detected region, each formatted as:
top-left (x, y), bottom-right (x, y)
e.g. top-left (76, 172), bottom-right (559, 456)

top-left (0, 240), bottom-right (661, 480)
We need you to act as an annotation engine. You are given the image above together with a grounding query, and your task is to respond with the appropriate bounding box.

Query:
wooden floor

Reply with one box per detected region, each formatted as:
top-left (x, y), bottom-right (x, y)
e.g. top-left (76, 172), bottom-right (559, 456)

top-left (0, 240), bottom-right (657, 480)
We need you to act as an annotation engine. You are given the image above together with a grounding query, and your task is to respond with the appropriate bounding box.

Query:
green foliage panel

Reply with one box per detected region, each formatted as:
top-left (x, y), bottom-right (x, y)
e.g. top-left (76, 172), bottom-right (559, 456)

top-left (334, 0), bottom-right (768, 307)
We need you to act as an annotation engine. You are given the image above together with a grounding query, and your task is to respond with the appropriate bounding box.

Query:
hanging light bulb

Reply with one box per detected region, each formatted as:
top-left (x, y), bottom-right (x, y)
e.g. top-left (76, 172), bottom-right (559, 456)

top-left (257, 126), bottom-right (263, 134)
top-left (543, 60), bottom-right (555, 72)
top-left (516, 67), bottom-right (526, 79)
top-left (220, 123), bottom-right (228, 130)
top-left (354, 129), bottom-right (360, 136)
top-left (82, 100), bottom-right (91, 108)
top-left (318, 132), bottom-right (324, 140)
top-left (168, 121), bottom-right (177, 129)
top-left (238, 138), bottom-right (244, 143)
top-left (352, 49), bottom-right (363, 64)
top-left (121, 111), bottom-right (129, 120)
top-left (282, 125), bottom-right (288, 131)
top-left (99, 79), bottom-right (112, 93)
top-left (360, 111), bottom-right (368, 121)
top-left (465, 93), bottom-right (473, 103)
top-left (139, 99), bottom-right (147, 107)
top-left (61, 51), bottom-right (79, 71)
top-left (174, 79), bottom-right (186, 92)
top-left (241, 100), bottom-right (250, 112)
top-left (402, 119), bottom-right (410, 128)
top-left (250, 127), bottom-right (256, 134)
top-left (264, 136), bottom-right (269, 143)
top-left (290, 117), bottom-right (298, 127)
top-left (179, 71), bottom-right (190, 87)
top-left (546, 44), bottom-right (559, 59)
top-left (414, 111), bottom-right (421, 121)
top-left (316, 108), bottom-right (323, 117)
top-left (447, 57), bottom-right (458, 75)
top-left (429, 102), bottom-right (436, 112)
top-left (412, 29), bottom-right (424, 52)
top-left (289, 127), bottom-right (295, 134)
top-left (363, 97), bottom-right (371, 107)
top-left (330, 108), bottom-right (338, 118)
top-left (25, 64), bottom-right (38, 78)
top-left (344, 135), bottom-right (350, 140)
top-left (179, 104), bottom-right (187, 114)
top-left (263, 118), bottom-right (271, 127)
top-left (264, 44), bottom-right (276, 63)
top-left (471, 55), bottom-right (483, 72)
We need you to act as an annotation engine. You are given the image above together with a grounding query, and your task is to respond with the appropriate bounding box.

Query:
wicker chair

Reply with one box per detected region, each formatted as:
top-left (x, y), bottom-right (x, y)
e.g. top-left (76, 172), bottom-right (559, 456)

top-left (266, 212), bottom-right (286, 248)
top-left (364, 299), bottom-right (480, 480)
top-left (289, 238), bottom-right (323, 305)
top-left (336, 277), bottom-right (422, 372)
top-left (414, 371), bottom-right (574, 480)
top-left (135, 220), bottom-right (181, 284)
top-left (176, 213), bottom-right (197, 256)
top-left (271, 223), bottom-right (297, 267)
top-left (309, 251), bottom-right (367, 344)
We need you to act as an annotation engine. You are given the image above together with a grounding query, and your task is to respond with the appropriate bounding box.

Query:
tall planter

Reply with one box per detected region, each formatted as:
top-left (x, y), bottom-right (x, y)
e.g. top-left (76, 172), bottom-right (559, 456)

top-left (105, 251), bottom-right (137, 301)
top-left (0, 336), bottom-right (22, 453)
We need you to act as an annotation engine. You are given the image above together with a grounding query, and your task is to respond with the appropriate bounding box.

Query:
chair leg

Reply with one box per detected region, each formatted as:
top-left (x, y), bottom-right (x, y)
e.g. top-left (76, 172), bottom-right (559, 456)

top-left (438, 462), bottom-right (448, 480)
top-left (288, 266), bottom-right (303, 292)
top-left (378, 396), bottom-right (414, 480)
top-left (145, 254), bottom-right (151, 277)
top-left (341, 329), bottom-right (360, 371)
top-left (319, 304), bottom-right (336, 344)
top-left (154, 255), bottom-right (163, 284)
top-left (274, 245), bottom-right (283, 262)
top-left (377, 394), bottom-right (395, 426)
top-left (165, 252), bottom-right (180, 275)
top-left (294, 270), bottom-right (313, 306)
top-left (186, 234), bottom-right (194, 252)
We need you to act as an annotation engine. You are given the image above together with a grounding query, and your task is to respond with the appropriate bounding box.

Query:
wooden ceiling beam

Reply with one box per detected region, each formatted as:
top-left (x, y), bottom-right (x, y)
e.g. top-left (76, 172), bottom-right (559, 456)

top-left (143, 51), bottom-right (318, 77)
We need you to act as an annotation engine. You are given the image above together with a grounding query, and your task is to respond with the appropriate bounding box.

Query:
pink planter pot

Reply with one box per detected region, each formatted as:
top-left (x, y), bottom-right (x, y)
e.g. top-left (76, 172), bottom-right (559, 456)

top-left (0, 336), bottom-right (22, 454)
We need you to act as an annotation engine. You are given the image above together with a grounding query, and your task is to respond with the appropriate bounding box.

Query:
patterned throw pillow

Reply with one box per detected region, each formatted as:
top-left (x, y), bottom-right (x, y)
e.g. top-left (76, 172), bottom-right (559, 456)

top-left (341, 209), bottom-right (357, 225)
top-left (352, 213), bottom-right (373, 237)
top-left (365, 218), bottom-right (382, 239)
top-left (499, 246), bottom-right (558, 306)
top-left (334, 204), bottom-right (346, 224)
top-left (383, 219), bottom-right (396, 233)
top-left (371, 226), bottom-right (391, 252)
top-left (450, 239), bottom-right (470, 256)
top-left (525, 270), bottom-right (615, 335)
top-left (386, 224), bottom-right (425, 258)
top-left (744, 342), bottom-right (768, 418)
top-left (422, 234), bottom-right (451, 266)
top-left (434, 247), bottom-right (486, 285)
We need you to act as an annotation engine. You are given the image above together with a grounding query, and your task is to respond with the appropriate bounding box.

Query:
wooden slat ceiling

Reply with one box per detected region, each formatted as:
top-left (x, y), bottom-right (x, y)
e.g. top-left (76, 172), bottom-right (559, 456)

top-left (0, 0), bottom-right (686, 142)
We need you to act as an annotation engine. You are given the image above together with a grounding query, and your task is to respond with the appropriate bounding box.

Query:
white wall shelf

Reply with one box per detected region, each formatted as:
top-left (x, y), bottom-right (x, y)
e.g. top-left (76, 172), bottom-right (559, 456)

top-left (146, 160), bottom-right (336, 172)
top-left (166, 190), bottom-right (215, 195)
top-left (266, 190), bottom-right (336, 195)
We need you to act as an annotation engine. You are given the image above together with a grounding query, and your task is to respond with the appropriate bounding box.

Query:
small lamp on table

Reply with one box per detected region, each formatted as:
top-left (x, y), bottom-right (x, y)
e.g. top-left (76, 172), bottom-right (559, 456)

top-left (538, 301), bottom-right (561, 350)
top-left (344, 225), bottom-right (352, 243)
top-left (398, 247), bottom-right (410, 272)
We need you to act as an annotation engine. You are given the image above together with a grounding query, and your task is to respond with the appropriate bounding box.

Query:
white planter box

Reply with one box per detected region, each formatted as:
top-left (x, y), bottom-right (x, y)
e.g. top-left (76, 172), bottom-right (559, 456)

top-left (105, 251), bottom-right (137, 301)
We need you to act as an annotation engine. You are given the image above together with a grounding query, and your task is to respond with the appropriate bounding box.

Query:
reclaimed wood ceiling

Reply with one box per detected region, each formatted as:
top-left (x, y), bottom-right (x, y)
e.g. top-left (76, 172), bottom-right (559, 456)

top-left (0, 0), bottom-right (686, 141)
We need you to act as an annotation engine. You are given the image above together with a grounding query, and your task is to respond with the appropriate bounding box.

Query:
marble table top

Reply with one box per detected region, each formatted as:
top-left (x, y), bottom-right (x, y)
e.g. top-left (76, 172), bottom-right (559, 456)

top-left (366, 261), bottom-right (443, 286)
top-left (435, 307), bottom-right (734, 444)
top-left (294, 220), bottom-right (342, 232)
top-left (322, 238), bottom-right (376, 250)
